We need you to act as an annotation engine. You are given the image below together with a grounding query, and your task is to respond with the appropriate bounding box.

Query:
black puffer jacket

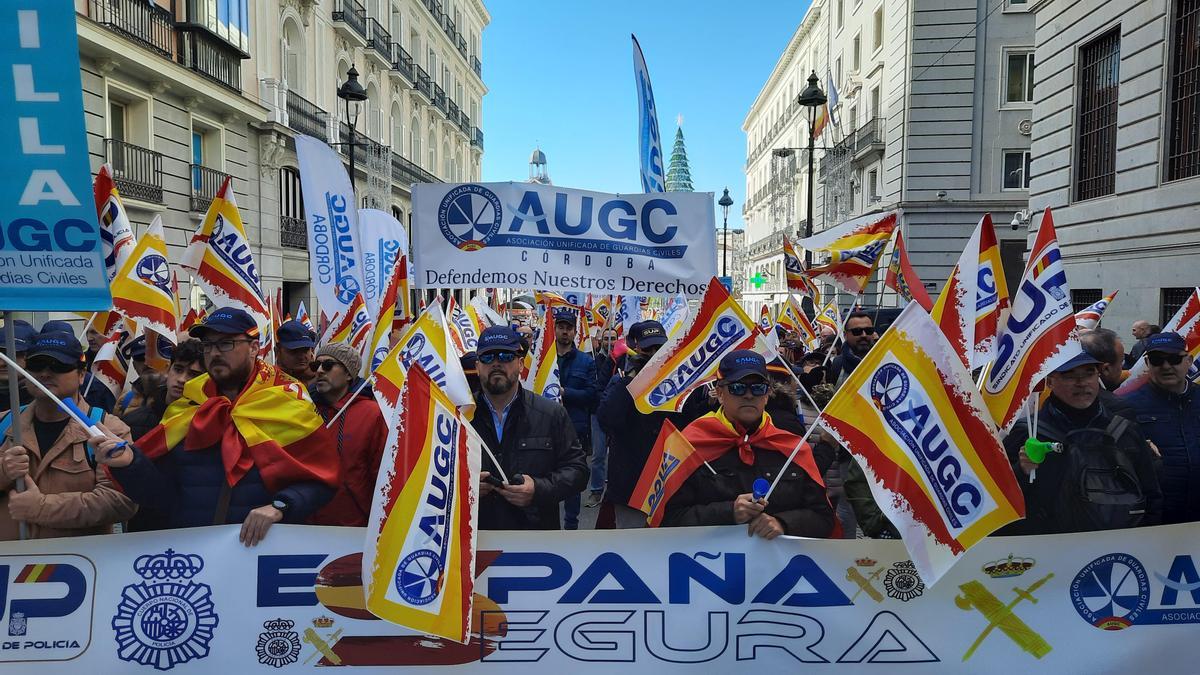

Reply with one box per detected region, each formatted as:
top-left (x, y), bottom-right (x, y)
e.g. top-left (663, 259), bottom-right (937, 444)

top-left (471, 388), bottom-right (588, 530)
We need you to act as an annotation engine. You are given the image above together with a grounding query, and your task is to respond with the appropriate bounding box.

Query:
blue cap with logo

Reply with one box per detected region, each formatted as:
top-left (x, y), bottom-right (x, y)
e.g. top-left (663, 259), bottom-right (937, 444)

top-left (277, 320), bottom-right (317, 349)
top-left (1053, 351), bottom-right (1103, 373)
top-left (189, 307), bottom-right (260, 338)
top-left (718, 349), bottom-right (768, 382)
top-left (6, 320), bottom-right (36, 352)
top-left (1145, 332), bottom-right (1187, 355)
top-left (477, 326), bottom-right (524, 355)
top-left (553, 307), bottom-right (577, 324)
top-left (40, 319), bottom-right (74, 335)
top-left (28, 331), bottom-right (85, 366)
top-left (632, 320), bottom-right (668, 349)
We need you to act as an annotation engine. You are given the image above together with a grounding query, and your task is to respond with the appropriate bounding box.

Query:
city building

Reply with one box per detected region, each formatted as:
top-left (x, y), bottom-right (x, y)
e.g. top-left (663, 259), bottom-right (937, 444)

top-left (73, 0), bottom-right (488, 317)
top-left (716, 228), bottom-right (747, 299)
top-left (528, 146), bottom-right (551, 184)
top-left (743, 0), bottom-right (1036, 311)
top-left (1028, 0), bottom-right (1199, 331)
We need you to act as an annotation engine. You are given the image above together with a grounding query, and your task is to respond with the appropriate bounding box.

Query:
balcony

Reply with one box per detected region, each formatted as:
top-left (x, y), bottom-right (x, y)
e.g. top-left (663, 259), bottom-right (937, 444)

top-left (332, 0), bottom-right (368, 45)
top-left (416, 0), bottom-right (481, 78)
top-left (471, 55), bottom-right (482, 78)
top-left (457, 35), bottom-right (468, 59)
top-left (286, 91), bottom-right (329, 140)
top-left (392, 151), bottom-right (438, 187)
top-left (432, 84), bottom-right (448, 115)
top-left (415, 66), bottom-right (432, 100)
top-left (85, 0), bottom-right (175, 58)
top-left (105, 139), bottom-right (163, 203)
top-left (190, 164), bottom-right (230, 212)
top-left (391, 43), bottom-right (415, 83)
top-left (447, 100), bottom-right (461, 126)
top-left (819, 133), bottom-right (855, 182)
top-left (177, 27), bottom-right (247, 92)
top-left (472, 127), bottom-right (484, 151)
top-left (280, 216), bottom-right (307, 249)
top-left (458, 113), bottom-right (472, 136)
top-left (853, 117), bottom-right (885, 162)
top-left (365, 19), bottom-right (392, 66)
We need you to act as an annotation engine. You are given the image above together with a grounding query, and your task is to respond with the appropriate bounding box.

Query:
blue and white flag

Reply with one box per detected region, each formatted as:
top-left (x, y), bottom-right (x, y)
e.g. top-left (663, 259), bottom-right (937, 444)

top-left (827, 71), bottom-right (841, 131)
top-left (356, 208), bottom-right (408, 320)
top-left (632, 35), bottom-right (665, 194)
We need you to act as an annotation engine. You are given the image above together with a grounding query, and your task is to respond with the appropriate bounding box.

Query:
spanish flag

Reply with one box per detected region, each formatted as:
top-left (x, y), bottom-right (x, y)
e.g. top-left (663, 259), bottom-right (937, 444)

top-left (628, 421), bottom-right (709, 527)
top-left (811, 103), bottom-right (829, 141)
top-left (799, 211), bottom-right (898, 295)
top-left (365, 258), bottom-right (405, 377)
top-left (522, 316), bottom-right (560, 400)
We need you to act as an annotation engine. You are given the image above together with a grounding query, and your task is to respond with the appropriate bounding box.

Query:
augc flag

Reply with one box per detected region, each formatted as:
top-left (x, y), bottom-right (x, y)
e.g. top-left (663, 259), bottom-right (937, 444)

top-left (373, 304), bottom-right (474, 424)
top-left (523, 317), bottom-right (561, 400)
top-left (365, 259), bottom-right (405, 377)
top-left (181, 177), bottom-right (269, 325)
top-left (1075, 290), bottom-right (1119, 330)
top-left (816, 299), bottom-right (841, 333)
top-left (799, 211), bottom-right (898, 295)
top-left (778, 294), bottom-right (819, 349)
top-left (110, 216), bottom-right (178, 339)
top-left (931, 214), bottom-right (1010, 370)
top-left (628, 277), bottom-right (767, 413)
top-left (982, 208), bottom-right (1081, 428)
top-left (327, 292), bottom-right (372, 348)
top-left (783, 235), bottom-right (820, 301)
top-left (628, 421), bottom-right (706, 527)
top-left (93, 164), bottom-right (135, 282)
top-left (884, 230), bottom-right (934, 311)
top-left (1117, 287), bottom-right (1200, 395)
top-left (446, 296), bottom-right (481, 356)
top-left (362, 365), bottom-right (481, 643)
top-left (818, 303), bottom-right (1025, 584)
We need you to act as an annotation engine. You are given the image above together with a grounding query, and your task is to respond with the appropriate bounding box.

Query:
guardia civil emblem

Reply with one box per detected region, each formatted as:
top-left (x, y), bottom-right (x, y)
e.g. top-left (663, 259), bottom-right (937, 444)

top-left (256, 618), bottom-right (301, 668)
top-left (111, 549), bottom-right (219, 670)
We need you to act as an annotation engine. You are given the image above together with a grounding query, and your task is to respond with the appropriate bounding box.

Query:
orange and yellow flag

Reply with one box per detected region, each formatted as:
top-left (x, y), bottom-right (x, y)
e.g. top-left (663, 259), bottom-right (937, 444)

top-left (628, 421), bottom-right (709, 527)
top-left (180, 177), bottom-right (269, 325)
top-left (110, 216), bottom-right (178, 340)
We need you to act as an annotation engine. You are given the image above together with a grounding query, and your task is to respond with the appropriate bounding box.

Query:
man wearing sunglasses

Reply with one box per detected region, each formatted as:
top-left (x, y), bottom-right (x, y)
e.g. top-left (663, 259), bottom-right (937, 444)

top-left (1123, 332), bottom-right (1200, 524)
top-left (307, 343), bottom-right (387, 527)
top-left (469, 326), bottom-right (587, 530)
top-left (831, 312), bottom-right (878, 387)
top-left (0, 331), bottom-right (136, 540)
top-left (660, 350), bottom-right (834, 539)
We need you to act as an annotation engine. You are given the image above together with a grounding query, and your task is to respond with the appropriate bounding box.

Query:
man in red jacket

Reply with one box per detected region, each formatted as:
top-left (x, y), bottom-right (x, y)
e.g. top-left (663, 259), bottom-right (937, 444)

top-left (307, 342), bottom-right (388, 526)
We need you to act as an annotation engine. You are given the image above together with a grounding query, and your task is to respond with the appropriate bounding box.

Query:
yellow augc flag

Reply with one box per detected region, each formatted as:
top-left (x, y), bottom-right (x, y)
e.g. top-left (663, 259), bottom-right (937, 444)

top-left (798, 211), bottom-right (897, 295)
top-left (818, 303), bottom-right (1025, 585)
top-left (522, 317), bottom-right (561, 400)
top-left (628, 277), bottom-right (771, 413)
top-left (628, 421), bottom-right (707, 526)
top-left (110, 216), bottom-right (178, 339)
top-left (777, 294), bottom-right (819, 349)
top-left (372, 304), bottom-right (474, 424)
top-left (181, 177), bottom-right (270, 325)
top-left (362, 365), bottom-right (482, 643)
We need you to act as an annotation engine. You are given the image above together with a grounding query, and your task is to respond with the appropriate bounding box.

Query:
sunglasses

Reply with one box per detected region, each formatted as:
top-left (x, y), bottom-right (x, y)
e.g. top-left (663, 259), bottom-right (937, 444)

top-left (478, 351), bottom-right (518, 365)
top-left (309, 360), bottom-right (341, 373)
top-left (721, 381), bottom-right (770, 397)
top-left (26, 358), bottom-right (79, 374)
top-left (1147, 352), bottom-right (1186, 367)
top-left (848, 327), bottom-right (877, 337)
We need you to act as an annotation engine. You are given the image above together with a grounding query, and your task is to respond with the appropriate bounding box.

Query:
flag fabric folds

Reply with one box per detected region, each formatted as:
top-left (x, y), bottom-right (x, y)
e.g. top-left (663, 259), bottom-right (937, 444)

top-left (446, 296), bottom-right (482, 356)
top-left (327, 292), bottom-right (372, 348)
top-left (93, 163), bottom-right (135, 282)
top-left (800, 211), bottom-right (898, 295)
top-left (296, 302), bottom-right (315, 332)
top-left (931, 214), bottom-right (1010, 370)
top-left (783, 235), bottom-right (821, 301)
top-left (90, 327), bottom-right (132, 398)
top-left (372, 304), bottom-right (474, 424)
top-left (523, 318), bottom-right (561, 400)
top-left (627, 421), bottom-right (709, 527)
top-left (816, 299), bottom-right (841, 334)
top-left (365, 260), bottom-right (405, 377)
top-left (181, 177), bottom-right (270, 326)
top-left (884, 230), bottom-right (934, 311)
top-left (110, 216), bottom-right (179, 340)
top-left (981, 208), bottom-right (1081, 429)
top-left (632, 34), bottom-right (666, 194)
top-left (362, 366), bottom-right (481, 643)
top-left (818, 303), bottom-right (1025, 584)
top-left (777, 294), bottom-right (820, 349)
top-left (661, 293), bottom-right (690, 337)
top-left (1075, 290), bottom-right (1119, 330)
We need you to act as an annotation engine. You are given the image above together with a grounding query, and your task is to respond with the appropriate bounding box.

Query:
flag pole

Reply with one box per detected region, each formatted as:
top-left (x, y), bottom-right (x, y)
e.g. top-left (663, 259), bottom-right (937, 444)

top-left (0, 351), bottom-right (125, 451)
top-left (4, 314), bottom-right (29, 540)
top-left (324, 375), bottom-right (374, 429)
top-left (763, 417), bottom-right (823, 501)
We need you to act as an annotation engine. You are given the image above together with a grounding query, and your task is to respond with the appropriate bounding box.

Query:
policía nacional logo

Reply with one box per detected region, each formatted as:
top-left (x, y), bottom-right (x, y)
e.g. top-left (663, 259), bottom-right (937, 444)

top-left (256, 618), bottom-right (301, 668)
top-left (438, 184), bottom-right (503, 251)
top-left (111, 549), bottom-right (219, 670)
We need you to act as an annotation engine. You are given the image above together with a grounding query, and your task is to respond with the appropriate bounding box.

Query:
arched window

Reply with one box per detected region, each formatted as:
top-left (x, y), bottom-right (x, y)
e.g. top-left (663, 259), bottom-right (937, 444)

top-left (442, 141), bottom-right (451, 180)
top-left (365, 82), bottom-right (381, 140)
top-left (427, 130), bottom-right (436, 171)
top-left (282, 19), bottom-right (305, 95)
top-left (410, 116), bottom-right (421, 164)
top-left (391, 205), bottom-right (405, 223)
top-left (391, 102), bottom-right (404, 155)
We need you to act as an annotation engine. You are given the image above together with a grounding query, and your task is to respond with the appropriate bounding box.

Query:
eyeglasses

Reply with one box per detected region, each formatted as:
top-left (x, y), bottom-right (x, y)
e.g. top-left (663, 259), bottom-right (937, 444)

top-left (26, 358), bottom-right (79, 374)
top-left (200, 338), bottom-right (253, 353)
top-left (1147, 352), bottom-right (1186, 367)
top-left (1056, 369), bottom-right (1098, 384)
top-left (848, 327), bottom-right (877, 337)
top-left (309, 360), bottom-right (340, 373)
top-left (721, 381), bottom-right (770, 397)
top-left (478, 351), bottom-right (519, 365)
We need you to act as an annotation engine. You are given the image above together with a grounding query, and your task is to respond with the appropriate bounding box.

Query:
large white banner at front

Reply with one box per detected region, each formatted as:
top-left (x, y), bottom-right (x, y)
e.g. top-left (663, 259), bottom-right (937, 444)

top-left (4, 524), bottom-right (1200, 672)
top-left (411, 182), bottom-right (717, 297)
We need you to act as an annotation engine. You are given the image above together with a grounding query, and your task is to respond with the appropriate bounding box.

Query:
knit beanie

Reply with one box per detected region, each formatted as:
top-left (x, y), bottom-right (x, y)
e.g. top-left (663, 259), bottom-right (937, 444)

top-left (316, 342), bottom-right (361, 376)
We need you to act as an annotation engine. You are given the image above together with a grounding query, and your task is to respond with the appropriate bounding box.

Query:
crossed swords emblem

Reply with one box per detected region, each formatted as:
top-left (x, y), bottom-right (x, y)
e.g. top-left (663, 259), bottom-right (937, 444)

top-left (955, 573), bottom-right (1054, 661)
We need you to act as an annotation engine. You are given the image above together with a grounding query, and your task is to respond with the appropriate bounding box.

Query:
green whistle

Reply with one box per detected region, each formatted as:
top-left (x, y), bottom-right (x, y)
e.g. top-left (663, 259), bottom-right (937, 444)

top-left (1024, 438), bottom-right (1063, 464)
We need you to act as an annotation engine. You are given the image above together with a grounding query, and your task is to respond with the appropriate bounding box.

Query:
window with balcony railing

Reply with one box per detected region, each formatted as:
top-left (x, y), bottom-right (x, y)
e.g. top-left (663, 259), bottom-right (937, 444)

top-left (178, 27), bottom-right (246, 92)
top-left (85, 0), bottom-right (175, 58)
top-left (190, 164), bottom-right (230, 212)
top-left (279, 167), bottom-right (307, 249)
top-left (367, 19), bottom-right (392, 62)
top-left (106, 139), bottom-right (164, 203)
top-left (286, 91), bottom-right (329, 140)
top-left (332, 0), bottom-right (368, 40)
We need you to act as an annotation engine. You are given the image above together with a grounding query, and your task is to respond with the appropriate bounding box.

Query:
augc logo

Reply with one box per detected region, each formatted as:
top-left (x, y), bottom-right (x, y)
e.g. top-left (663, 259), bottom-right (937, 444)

top-left (438, 184), bottom-right (503, 251)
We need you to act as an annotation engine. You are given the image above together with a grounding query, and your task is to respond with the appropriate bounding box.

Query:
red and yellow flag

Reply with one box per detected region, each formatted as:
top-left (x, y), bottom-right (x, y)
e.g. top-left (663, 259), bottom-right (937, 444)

top-left (327, 292), bottom-right (372, 348)
top-left (800, 211), bottom-right (898, 295)
top-left (446, 296), bottom-right (482, 356)
top-left (628, 421), bottom-right (709, 527)
top-left (777, 294), bottom-right (820, 350)
top-left (365, 258), bottom-right (406, 377)
top-left (94, 163), bottom-right (135, 282)
top-left (783, 235), bottom-right (821, 302)
top-left (931, 214), bottom-right (1010, 370)
top-left (884, 230), bottom-right (934, 311)
top-left (180, 177), bottom-right (269, 326)
top-left (110, 216), bottom-right (178, 340)
top-left (372, 304), bottom-right (474, 424)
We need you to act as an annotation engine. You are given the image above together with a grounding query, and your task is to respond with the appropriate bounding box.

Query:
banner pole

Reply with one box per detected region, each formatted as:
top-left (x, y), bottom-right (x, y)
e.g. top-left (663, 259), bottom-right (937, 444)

top-left (324, 375), bottom-right (374, 429)
top-left (4, 313), bottom-right (29, 540)
top-left (763, 417), bottom-right (823, 501)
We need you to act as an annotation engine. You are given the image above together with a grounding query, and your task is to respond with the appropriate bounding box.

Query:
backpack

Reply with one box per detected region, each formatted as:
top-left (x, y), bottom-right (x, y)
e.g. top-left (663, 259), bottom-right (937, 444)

top-left (1041, 415), bottom-right (1147, 532)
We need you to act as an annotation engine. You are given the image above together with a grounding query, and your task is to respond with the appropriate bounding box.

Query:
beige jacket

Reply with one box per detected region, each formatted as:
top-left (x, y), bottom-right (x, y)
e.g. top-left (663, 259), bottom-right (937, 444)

top-left (0, 402), bottom-right (137, 540)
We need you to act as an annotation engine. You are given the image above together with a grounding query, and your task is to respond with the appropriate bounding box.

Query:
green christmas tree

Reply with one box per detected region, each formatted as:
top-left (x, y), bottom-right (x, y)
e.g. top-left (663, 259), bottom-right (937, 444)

top-left (665, 119), bottom-right (694, 192)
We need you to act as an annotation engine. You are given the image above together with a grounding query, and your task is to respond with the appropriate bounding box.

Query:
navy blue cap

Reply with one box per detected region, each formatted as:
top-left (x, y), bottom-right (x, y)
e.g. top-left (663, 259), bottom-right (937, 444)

top-left (633, 320), bottom-right (667, 349)
top-left (1145, 332), bottom-right (1187, 355)
top-left (277, 320), bottom-right (317, 349)
top-left (125, 335), bottom-right (148, 359)
top-left (1053, 351), bottom-right (1102, 373)
top-left (189, 307), bottom-right (259, 338)
top-left (5, 321), bottom-right (36, 352)
top-left (40, 320), bottom-right (74, 335)
top-left (718, 349), bottom-right (768, 382)
top-left (625, 320), bottom-right (646, 347)
top-left (477, 326), bottom-right (524, 354)
top-left (553, 307), bottom-right (577, 324)
top-left (460, 351), bottom-right (478, 375)
top-left (27, 331), bottom-right (85, 366)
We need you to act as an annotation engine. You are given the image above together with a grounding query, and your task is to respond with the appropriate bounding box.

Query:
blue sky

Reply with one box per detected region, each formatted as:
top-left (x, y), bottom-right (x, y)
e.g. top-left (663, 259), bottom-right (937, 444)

top-left (479, 1), bottom-right (810, 232)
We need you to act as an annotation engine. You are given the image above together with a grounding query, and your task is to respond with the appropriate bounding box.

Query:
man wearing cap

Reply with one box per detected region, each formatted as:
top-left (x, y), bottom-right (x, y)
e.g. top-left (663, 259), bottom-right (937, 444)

top-left (470, 326), bottom-right (588, 530)
top-left (0, 332), bottom-right (137, 540)
top-left (830, 312), bottom-right (878, 387)
top-left (276, 320), bottom-right (318, 385)
top-left (1001, 351), bottom-right (1162, 535)
top-left (553, 308), bottom-right (598, 529)
top-left (307, 342), bottom-right (388, 527)
top-left (0, 320), bottom-right (36, 415)
top-left (41, 320), bottom-right (118, 415)
top-left (661, 350), bottom-right (834, 539)
top-left (95, 307), bottom-right (338, 546)
top-left (1123, 332), bottom-right (1200, 524)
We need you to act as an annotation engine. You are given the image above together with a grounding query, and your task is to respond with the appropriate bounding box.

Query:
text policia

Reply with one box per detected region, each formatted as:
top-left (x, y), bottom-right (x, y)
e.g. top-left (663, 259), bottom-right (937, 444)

top-left (424, 267), bottom-right (708, 297)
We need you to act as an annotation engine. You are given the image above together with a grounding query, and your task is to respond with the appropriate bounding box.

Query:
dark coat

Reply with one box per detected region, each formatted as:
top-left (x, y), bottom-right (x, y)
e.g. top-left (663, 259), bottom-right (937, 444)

top-left (122, 386), bottom-right (167, 442)
top-left (471, 388), bottom-right (588, 530)
top-left (1122, 382), bottom-right (1200, 524)
top-left (557, 347), bottom-right (598, 438)
top-left (83, 373), bottom-right (116, 414)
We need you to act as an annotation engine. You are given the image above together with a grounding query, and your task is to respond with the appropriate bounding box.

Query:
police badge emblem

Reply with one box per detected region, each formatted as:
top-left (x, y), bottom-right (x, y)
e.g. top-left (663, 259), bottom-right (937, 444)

top-left (111, 549), bottom-right (219, 670)
top-left (884, 561), bottom-right (926, 602)
top-left (256, 618), bottom-right (301, 668)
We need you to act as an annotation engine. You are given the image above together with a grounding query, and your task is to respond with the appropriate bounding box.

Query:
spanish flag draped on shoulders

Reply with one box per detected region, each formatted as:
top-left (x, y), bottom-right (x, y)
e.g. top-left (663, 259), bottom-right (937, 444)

top-left (106, 308), bottom-right (338, 530)
top-left (631, 350), bottom-right (835, 537)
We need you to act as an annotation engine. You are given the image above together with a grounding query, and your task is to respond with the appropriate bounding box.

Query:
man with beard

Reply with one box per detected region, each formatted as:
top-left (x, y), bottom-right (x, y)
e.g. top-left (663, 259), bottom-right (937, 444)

top-left (830, 312), bottom-right (878, 387)
top-left (96, 308), bottom-right (338, 546)
top-left (469, 326), bottom-right (587, 530)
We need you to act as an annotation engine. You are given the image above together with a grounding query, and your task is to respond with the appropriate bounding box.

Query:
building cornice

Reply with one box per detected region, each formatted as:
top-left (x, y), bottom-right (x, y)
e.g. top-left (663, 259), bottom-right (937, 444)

top-left (742, 0), bottom-right (824, 131)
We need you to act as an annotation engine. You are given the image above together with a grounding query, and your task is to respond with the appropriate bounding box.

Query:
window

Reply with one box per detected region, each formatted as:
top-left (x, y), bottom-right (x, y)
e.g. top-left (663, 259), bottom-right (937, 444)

top-left (1162, 287), bottom-right (1194, 324)
top-left (835, 57), bottom-right (843, 87)
top-left (392, 205), bottom-right (405, 222)
top-left (1166, 0), bottom-right (1200, 181)
top-left (410, 116), bottom-right (421, 164)
top-left (428, 47), bottom-right (437, 74)
top-left (1071, 289), bottom-right (1103, 313)
top-left (191, 130), bottom-right (205, 191)
top-left (853, 34), bottom-right (861, 71)
top-left (279, 167), bottom-right (304, 221)
top-left (1003, 151), bottom-right (1032, 189)
top-left (870, 85), bottom-right (881, 119)
top-left (282, 19), bottom-right (305, 94)
top-left (837, 0), bottom-right (844, 29)
top-left (109, 101), bottom-right (127, 142)
top-left (1005, 51), bottom-right (1035, 103)
top-left (185, 0), bottom-right (250, 53)
top-left (1076, 29), bottom-right (1121, 201)
top-left (391, 103), bottom-right (404, 154)
top-left (873, 8), bottom-right (884, 51)
top-left (867, 170), bottom-right (879, 201)
top-left (848, 104), bottom-right (857, 129)
top-left (427, 129), bottom-right (436, 171)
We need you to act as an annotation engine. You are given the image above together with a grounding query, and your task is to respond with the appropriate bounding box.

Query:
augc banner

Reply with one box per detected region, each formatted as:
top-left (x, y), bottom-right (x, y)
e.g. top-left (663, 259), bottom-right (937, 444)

top-left (411, 182), bottom-right (717, 297)
top-left (356, 208), bottom-right (407, 320)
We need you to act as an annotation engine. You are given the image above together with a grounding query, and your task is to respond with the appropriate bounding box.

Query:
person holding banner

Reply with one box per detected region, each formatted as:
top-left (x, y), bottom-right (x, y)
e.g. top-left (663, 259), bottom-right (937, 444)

top-left (1, 332), bottom-right (137, 540)
top-left (553, 308), bottom-right (598, 529)
top-left (661, 351), bottom-right (833, 539)
top-left (470, 326), bottom-right (588, 530)
top-left (275, 320), bottom-right (318, 386)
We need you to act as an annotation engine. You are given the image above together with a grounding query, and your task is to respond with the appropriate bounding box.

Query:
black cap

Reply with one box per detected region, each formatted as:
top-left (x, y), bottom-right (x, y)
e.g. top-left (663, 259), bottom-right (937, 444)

top-left (277, 320), bottom-right (317, 349)
top-left (460, 351), bottom-right (478, 376)
top-left (126, 335), bottom-right (148, 360)
top-left (40, 319), bottom-right (74, 335)
top-left (6, 321), bottom-right (36, 352)
top-left (189, 307), bottom-right (260, 338)
top-left (553, 307), bottom-right (577, 324)
top-left (1053, 351), bottom-right (1102, 373)
top-left (633, 320), bottom-right (667, 349)
top-left (625, 320), bottom-right (646, 347)
top-left (477, 326), bottom-right (524, 355)
top-left (27, 331), bottom-right (85, 366)
top-left (718, 349), bottom-right (769, 382)
top-left (1145, 332), bottom-right (1187, 355)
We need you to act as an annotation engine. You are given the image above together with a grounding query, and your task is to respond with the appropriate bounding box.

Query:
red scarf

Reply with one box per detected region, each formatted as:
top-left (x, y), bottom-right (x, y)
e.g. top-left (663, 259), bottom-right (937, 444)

top-left (682, 410), bottom-right (826, 489)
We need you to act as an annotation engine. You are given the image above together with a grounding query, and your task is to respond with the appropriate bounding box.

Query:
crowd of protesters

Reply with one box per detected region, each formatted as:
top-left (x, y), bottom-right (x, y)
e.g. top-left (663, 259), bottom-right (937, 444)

top-left (1, 301), bottom-right (1197, 547)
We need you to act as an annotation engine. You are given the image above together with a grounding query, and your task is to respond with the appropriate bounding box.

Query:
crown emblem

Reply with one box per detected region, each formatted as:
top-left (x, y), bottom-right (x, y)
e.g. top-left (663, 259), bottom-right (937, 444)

top-left (312, 615), bottom-right (335, 629)
top-left (133, 548), bottom-right (204, 580)
top-left (263, 618), bottom-right (295, 632)
top-left (983, 554), bottom-right (1035, 578)
top-left (855, 558), bottom-right (877, 567)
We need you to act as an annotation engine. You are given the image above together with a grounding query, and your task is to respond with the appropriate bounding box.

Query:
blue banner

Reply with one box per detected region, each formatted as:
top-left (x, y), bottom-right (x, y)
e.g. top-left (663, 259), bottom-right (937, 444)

top-left (632, 35), bottom-right (665, 194)
top-left (0, 2), bottom-right (110, 311)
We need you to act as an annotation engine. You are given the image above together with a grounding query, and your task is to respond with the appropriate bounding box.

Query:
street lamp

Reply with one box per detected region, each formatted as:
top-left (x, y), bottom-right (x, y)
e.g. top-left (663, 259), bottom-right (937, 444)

top-left (795, 72), bottom-right (827, 267)
top-left (337, 65), bottom-right (369, 191)
top-left (718, 188), bottom-right (734, 278)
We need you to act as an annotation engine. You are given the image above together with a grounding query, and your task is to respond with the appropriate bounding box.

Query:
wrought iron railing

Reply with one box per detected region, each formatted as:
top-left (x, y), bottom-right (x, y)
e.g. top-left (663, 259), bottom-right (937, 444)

top-left (366, 19), bottom-right (392, 62)
top-left (86, 0), bottom-right (175, 58)
top-left (392, 151), bottom-right (438, 186)
top-left (286, 91), bottom-right (329, 139)
top-left (415, 66), bottom-right (432, 99)
top-left (447, 100), bottom-right (460, 126)
top-left (472, 127), bottom-right (484, 150)
top-left (177, 27), bottom-right (243, 92)
top-left (332, 0), bottom-right (368, 41)
top-left (471, 55), bottom-right (482, 78)
top-left (392, 43), bottom-right (414, 82)
top-left (190, 164), bottom-right (229, 212)
top-left (855, 117), bottom-right (884, 153)
top-left (105, 139), bottom-right (163, 203)
top-left (458, 113), bottom-right (472, 136)
top-left (433, 84), bottom-right (447, 114)
top-left (280, 216), bottom-right (307, 249)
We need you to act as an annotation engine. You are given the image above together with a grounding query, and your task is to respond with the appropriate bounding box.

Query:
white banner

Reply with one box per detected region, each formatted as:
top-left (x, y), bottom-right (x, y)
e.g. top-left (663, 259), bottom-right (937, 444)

top-left (356, 208), bottom-right (408, 319)
top-left (411, 182), bottom-right (717, 297)
top-left (295, 134), bottom-right (367, 320)
top-left (4, 523), bottom-right (1200, 672)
